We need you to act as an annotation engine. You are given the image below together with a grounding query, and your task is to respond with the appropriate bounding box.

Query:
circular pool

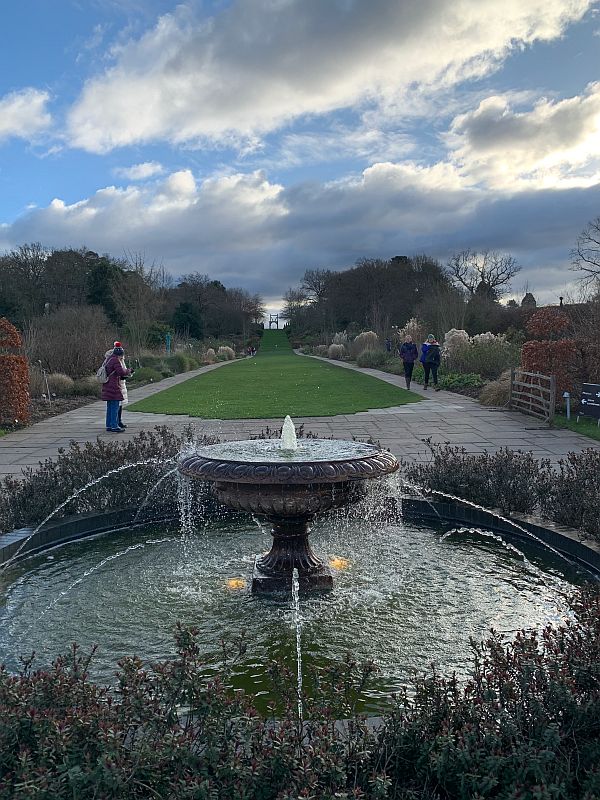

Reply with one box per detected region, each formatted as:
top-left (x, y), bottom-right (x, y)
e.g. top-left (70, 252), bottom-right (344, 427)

top-left (0, 506), bottom-right (582, 707)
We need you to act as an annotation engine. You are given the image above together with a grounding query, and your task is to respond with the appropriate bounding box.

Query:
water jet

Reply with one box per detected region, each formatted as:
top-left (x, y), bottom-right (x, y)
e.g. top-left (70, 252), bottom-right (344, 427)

top-left (178, 417), bottom-right (399, 591)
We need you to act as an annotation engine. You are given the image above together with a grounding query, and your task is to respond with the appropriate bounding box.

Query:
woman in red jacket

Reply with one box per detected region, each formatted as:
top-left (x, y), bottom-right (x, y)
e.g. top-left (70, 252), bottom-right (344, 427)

top-left (100, 344), bottom-right (132, 432)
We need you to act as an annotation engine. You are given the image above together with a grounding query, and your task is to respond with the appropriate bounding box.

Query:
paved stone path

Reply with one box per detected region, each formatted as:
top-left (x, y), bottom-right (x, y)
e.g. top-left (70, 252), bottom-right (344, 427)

top-left (1, 356), bottom-right (598, 479)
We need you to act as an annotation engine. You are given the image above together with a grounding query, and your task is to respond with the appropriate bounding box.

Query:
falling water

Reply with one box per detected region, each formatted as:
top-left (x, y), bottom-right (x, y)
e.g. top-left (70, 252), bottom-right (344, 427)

top-left (132, 466), bottom-right (179, 525)
top-left (400, 481), bottom-right (591, 576)
top-left (17, 541), bottom-right (147, 645)
top-left (292, 567), bottom-right (303, 720)
top-left (0, 457), bottom-right (174, 572)
top-left (280, 415), bottom-right (298, 451)
top-left (177, 475), bottom-right (195, 559)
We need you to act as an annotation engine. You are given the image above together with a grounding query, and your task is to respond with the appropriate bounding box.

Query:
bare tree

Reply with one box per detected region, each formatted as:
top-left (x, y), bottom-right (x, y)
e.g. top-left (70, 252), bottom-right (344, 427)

top-left (447, 249), bottom-right (520, 298)
top-left (301, 268), bottom-right (332, 302)
top-left (571, 216), bottom-right (600, 283)
top-left (280, 287), bottom-right (308, 321)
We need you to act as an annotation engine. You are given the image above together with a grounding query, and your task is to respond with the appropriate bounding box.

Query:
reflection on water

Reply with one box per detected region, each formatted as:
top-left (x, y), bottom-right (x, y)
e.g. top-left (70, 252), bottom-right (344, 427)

top-left (0, 513), bottom-right (582, 705)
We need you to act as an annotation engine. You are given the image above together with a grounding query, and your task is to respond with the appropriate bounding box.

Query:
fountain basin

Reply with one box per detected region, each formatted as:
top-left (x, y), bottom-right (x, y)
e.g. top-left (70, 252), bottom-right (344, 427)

top-left (179, 439), bottom-right (399, 591)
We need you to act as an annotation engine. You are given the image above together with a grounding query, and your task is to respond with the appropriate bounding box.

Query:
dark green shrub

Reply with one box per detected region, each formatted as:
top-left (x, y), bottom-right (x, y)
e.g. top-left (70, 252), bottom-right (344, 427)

top-left (401, 442), bottom-right (600, 540)
top-left (538, 449), bottom-right (600, 539)
top-left (130, 366), bottom-right (162, 383)
top-left (403, 442), bottom-right (546, 514)
top-left (72, 375), bottom-right (101, 397)
top-left (169, 352), bottom-right (194, 372)
top-left (0, 426), bottom-right (216, 533)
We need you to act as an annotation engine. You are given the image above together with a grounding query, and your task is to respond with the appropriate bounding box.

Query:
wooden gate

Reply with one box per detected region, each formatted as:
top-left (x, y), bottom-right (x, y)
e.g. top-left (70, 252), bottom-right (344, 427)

top-left (509, 369), bottom-right (556, 422)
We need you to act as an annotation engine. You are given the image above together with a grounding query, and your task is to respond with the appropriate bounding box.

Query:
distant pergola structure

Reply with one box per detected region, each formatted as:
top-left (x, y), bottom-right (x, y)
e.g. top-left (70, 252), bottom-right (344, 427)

top-left (269, 313), bottom-right (279, 329)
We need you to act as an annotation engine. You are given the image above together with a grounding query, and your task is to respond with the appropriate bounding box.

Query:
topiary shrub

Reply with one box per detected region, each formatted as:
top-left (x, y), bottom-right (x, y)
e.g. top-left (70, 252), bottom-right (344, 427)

top-left (521, 339), bottom-right (582, 396)
top-left (314, 344), bottom-right (329, 356)
top-left (0, 317), bottom-right (29, 426)
top-left (526, 307), bottom-right (571, 339)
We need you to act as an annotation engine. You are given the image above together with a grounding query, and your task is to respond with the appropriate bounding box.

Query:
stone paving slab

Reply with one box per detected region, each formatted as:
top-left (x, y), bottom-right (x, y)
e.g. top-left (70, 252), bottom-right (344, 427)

top-left (1, 354), bottom-right (599, 478)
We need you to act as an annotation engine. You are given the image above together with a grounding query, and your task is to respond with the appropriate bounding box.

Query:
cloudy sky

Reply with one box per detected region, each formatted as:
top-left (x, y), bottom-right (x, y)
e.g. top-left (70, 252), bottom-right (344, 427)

top-left (1, 0), bottom-right (599, 311)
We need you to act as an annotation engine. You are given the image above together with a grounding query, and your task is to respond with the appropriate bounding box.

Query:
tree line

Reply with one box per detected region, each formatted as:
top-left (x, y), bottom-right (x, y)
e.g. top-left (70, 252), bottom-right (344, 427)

top-left (0, 244), bottom-right (265, 352)
top-left (282, 213), bottom-right (600, 343)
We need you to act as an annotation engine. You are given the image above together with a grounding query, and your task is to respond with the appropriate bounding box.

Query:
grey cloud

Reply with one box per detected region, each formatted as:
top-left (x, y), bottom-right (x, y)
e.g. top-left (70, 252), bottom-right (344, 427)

top-left (2, 165), bottom-right (598, 303)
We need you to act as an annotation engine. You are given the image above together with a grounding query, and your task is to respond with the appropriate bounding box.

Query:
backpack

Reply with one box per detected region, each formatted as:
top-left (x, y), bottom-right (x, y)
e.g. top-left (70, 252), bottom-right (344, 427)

top-left (96, 361), bottom-right (109, 383)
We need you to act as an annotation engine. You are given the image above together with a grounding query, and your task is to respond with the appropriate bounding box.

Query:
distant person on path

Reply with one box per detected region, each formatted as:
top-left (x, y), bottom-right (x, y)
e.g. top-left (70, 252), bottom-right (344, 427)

top-left (101, 342), bottom-right (132, 432)
top-left (398, 335), bottom-right (418, 390)
top-left (385, 337), bottom-right (392, 353)
top-left (420, 334), bottom-right (441, 391)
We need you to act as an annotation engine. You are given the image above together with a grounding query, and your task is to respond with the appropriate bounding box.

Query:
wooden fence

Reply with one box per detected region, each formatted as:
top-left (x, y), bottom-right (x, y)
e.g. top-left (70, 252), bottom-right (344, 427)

top-left (509, 369), bottom-right (556, 422)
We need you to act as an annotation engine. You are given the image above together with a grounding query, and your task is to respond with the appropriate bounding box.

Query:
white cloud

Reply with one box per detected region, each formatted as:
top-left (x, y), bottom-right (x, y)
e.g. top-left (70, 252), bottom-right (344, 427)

top-left (448, 83), bottom-right (600, 189)
top-left (66, 0), bottom-right (593, 153)
top-left (0, 89), bottom-right (52, 143)
top-left (2, 163), bottom-right (597, 302)
top-left (113, 160), bottom-right (165, 180)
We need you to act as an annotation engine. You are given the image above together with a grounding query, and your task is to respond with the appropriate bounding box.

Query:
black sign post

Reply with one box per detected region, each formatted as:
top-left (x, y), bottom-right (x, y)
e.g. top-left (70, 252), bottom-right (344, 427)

top-left (577, 383), bottom-right (600, 427)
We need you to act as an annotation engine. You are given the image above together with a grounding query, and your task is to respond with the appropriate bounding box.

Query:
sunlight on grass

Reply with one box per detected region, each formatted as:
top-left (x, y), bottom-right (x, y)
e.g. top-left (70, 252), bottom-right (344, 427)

top-left (128, 330), bottom-right (420, 419)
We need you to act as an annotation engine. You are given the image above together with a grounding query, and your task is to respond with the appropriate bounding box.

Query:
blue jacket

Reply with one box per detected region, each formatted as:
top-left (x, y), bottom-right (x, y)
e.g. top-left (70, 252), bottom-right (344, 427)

top-left (398, 342), bottom-right (418, 363)
top-left (420, 342), bottom-right (441, 366)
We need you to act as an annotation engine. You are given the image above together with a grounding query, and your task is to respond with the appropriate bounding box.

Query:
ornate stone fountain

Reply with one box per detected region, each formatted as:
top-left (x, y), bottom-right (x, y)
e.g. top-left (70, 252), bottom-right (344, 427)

top-left (178, 417), bottom-right (399, 591)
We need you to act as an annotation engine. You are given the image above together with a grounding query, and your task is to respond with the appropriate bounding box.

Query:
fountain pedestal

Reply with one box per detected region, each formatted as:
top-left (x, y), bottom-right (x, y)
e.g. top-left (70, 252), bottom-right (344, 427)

top-left (253, 517), bottom-right (333, 592)
top-left (178, 437), bottom-right (399, 593)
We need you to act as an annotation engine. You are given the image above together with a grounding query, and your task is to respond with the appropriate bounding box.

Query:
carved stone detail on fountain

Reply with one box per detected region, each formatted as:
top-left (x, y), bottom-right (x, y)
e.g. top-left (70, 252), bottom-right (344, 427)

top-left (178, 431), bottom-right (399, 592)
top-left (179, 449), bottom-right (398, 485)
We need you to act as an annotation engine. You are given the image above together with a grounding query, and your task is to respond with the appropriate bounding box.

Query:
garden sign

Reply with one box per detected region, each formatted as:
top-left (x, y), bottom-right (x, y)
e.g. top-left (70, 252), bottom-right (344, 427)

top-left (578, 383), bottom-right (600, 424)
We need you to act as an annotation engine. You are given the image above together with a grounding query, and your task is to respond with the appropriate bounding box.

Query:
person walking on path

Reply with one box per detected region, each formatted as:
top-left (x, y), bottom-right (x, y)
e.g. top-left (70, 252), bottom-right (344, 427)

top-left (420, 334), bottom-right (441, 391)
top-left (398, 335), bottom-right (418, 390)
top-left (101, 343), bottom-right (132, 432)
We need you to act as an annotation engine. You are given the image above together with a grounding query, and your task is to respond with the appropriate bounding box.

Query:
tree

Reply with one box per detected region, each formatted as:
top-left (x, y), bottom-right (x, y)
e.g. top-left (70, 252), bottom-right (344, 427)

top-left (301, 269), bottom-right (332, 302)
top-left (571, 215), bottom-right (600, 283)
top-left (447, 249), bottom-right (520, 299)
top-left (172, 302), bottom-right (203, 339)
top-left (280, 287), bottom-right (309, 322)
top-left (86, 253), bottom-right (126, 325)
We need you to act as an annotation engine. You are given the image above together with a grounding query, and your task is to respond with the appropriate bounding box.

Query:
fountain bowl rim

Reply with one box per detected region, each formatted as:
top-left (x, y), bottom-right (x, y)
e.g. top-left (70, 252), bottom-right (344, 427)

top-left (178, 439), bottom-right (399, 485)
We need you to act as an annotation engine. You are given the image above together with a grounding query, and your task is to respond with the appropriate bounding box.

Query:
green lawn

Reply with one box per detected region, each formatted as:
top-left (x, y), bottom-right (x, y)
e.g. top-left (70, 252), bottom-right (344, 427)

top-left (128, 330), bottom-right (420, 419)
top-left (553, 412), bottom-right (600, 442)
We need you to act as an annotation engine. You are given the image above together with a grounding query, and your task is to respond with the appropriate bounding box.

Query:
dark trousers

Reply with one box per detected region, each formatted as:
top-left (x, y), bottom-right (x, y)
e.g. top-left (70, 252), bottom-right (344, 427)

top-left (423, 363), bottom-right (438, 386)
top-left (403, 362), bottom-right (414, 385)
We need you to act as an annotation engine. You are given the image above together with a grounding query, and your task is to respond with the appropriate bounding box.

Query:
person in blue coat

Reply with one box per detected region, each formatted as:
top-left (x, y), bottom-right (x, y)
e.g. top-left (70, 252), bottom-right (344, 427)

top-left (398, 335), bottom-right (418, 389)
top-left (420, 334), bottom-right (441, 391)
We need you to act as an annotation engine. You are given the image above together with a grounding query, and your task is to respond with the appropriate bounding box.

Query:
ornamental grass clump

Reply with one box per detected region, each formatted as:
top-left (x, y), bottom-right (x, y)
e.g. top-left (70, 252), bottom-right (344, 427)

top-left (217, 345), bottom-right (235, 361)
top-left (327, 343), bottom-right (346, 360)
top-left (352, 330), bottom-right (379, 357)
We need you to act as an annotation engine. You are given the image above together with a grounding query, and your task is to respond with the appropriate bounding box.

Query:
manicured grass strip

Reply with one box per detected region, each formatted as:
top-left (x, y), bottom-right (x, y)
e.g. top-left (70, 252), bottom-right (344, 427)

top-left (128, 330), bottom-right (420, 419)
top-left (553, 413), bottom-right (600, 442)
